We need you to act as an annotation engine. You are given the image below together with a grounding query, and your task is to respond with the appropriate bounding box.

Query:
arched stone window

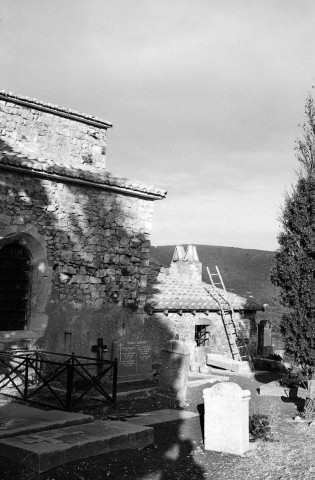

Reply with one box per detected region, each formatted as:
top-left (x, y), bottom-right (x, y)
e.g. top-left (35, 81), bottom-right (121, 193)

top-left (0, 243), bottom-right (31, 331)
top-left (0, 226), bottom-right (52, 343)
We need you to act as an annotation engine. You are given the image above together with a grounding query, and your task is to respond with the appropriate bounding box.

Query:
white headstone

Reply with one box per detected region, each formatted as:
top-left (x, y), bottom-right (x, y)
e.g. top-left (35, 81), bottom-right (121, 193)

top-left (203, 382), bottom-right (251, 455)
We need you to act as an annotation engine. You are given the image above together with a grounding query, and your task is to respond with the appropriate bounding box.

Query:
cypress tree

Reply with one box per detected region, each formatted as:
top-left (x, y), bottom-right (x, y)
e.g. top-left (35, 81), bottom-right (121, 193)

top-left (271, 93), bottom-right (315, 370)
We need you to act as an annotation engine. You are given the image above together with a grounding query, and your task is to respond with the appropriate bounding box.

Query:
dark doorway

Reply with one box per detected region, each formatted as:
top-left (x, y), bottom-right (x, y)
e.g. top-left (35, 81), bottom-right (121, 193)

top-left (0, 242), bottom-right (31, 330)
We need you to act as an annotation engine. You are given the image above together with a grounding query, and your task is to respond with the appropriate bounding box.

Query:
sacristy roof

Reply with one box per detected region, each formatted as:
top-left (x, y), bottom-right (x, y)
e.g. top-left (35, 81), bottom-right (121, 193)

top-left (146, 253), bottom-right (264, 313)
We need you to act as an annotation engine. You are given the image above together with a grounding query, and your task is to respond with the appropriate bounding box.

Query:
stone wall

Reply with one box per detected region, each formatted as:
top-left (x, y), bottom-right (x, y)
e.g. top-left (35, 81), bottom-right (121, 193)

top-left (0, 98), bottom-right (108, 171)
top-left (0, 169), bottom-right (154, 355)
top-left (144, 311), bottom-right (231, 365)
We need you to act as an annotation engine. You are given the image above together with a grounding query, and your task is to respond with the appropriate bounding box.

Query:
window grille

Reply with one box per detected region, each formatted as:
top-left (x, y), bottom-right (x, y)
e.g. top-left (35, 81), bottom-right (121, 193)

top-left (195, 325), bottom-right (209, 347)
top-left (0, 243), bottom-right (31, 331)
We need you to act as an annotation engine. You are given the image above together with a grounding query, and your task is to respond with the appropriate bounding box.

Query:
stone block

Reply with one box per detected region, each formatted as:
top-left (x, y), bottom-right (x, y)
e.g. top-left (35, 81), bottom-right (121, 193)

top-left (206, 354), bottom-right (252, 374)
top-left (203, 382), bottom-right (251, 455)
top-left (0, 421), bottom-right (153, 473)
top-left (206, 354), bottom-right (237, 371)
top-left (0, 214), bottom-right (11, 225)
top-left (0, 404), bottom-right (93, 439)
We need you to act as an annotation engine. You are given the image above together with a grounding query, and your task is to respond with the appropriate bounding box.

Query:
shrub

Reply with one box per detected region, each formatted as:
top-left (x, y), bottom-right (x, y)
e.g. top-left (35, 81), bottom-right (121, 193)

top-left (249, 414), bottom-right (273, 442)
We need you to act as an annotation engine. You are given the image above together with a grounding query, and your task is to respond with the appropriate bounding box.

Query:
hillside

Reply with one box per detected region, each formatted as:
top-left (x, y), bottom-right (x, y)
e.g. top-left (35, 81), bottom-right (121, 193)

top-left (150, 245), bottom-right (286, 341)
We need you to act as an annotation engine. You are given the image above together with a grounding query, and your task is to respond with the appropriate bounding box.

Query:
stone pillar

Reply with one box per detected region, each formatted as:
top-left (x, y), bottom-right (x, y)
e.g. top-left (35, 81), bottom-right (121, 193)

top-left (257, 320), bottom-right (273, 356)
top-left (159, 340), bottom-right (190, 406)
top-left (203, 382), bottom-right (251, 455)
top-left (308, 369), bottom-right (315, 399)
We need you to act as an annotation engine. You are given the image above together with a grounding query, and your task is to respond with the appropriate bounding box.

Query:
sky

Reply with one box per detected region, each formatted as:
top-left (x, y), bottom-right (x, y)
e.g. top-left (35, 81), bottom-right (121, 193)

top-left (1, 0), bottom-right (315, 251)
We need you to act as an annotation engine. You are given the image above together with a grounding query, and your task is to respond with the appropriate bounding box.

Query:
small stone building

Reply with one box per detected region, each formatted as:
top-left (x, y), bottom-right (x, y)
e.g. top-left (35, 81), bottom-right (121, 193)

top-left (145, 245), bottom-right (264, 368)
top-left (0, 91), bottom-right (166, 356)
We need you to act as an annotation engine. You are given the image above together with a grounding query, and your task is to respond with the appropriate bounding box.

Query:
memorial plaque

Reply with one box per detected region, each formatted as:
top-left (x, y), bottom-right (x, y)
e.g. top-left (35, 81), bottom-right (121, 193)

top-left (239, 319), bottom-right (250, 339)
top-left (112, 340), bottom-right (152, 381)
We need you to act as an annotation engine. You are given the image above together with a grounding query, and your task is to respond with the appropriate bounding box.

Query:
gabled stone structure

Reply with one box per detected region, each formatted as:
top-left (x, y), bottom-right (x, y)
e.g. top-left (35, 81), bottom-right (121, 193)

top-left (0, 91), bottom-right (166, 355)
top-left (145, 245), bottom-right (264, 369)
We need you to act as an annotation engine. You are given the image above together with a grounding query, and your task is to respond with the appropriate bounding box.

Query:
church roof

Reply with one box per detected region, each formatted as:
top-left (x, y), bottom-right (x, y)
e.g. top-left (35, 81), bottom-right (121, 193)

top-left (0, 91), bottom-right (112, 129)
top-left (0, 148), bottom-right (167, 200)
top-left (146, 251), bottom-right (264, 313)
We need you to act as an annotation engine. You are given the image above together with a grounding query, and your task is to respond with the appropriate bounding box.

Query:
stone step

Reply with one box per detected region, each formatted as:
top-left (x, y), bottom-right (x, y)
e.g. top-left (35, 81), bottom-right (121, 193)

top-left (206, 354), bottom-right (252, 374)
top-left (0, 420), bottom-right (154, 473)
top-left (0, 403), bottom-right (93, 439)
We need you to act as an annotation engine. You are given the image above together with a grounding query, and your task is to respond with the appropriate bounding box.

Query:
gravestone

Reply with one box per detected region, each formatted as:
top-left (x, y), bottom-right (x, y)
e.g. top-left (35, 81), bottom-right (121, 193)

top-left (257, 320), bottom-right (273, 356)
top-left (239, 318), bottom-right (250, 339)
top-left (112, 340), bottom-right (152, 382)
top-left (159, 340), bottom-right (190, 406)
top-left (203, 382), bottom-right (251, 455)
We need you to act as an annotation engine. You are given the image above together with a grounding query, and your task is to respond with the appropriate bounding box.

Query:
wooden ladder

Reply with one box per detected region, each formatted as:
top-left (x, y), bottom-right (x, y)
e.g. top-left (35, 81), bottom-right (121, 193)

top-left (205, 266), bottom-right (252, 364)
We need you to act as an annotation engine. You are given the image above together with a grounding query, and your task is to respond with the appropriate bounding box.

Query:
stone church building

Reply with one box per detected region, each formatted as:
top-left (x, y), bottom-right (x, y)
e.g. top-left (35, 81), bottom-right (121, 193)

top-left (0, 91), bottom-right (166, 356)
top-left (0, 90), bottom-right (263, 374)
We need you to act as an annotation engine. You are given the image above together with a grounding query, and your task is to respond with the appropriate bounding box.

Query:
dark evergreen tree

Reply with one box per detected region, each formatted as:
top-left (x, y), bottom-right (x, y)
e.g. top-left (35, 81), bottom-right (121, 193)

top-left (271, 93), bottom-right (315, 370)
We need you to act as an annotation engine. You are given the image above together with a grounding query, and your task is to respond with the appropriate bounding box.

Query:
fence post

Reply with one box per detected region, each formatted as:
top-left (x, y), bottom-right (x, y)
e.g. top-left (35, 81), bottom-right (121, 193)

top-left (24, 355), bottom-right (29, 401)
top-left (34, 349), bottom-right (39, 385)
top-left (66, 353), bottom-right (75, 411)
top-left (112, 358), bottom-right (118, 404)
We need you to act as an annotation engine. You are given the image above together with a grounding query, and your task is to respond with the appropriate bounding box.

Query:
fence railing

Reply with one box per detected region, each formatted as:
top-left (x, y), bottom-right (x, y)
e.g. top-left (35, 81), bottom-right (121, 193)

top-left (0, 349), bottom-right (117, 411)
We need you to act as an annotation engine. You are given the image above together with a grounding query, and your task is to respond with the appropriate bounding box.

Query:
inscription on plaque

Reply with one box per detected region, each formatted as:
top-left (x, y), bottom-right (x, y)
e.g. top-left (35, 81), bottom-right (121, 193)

top-left (239, 319), bottom-right (250, 339)
top-left (113, 340), bottom-right (152, 381)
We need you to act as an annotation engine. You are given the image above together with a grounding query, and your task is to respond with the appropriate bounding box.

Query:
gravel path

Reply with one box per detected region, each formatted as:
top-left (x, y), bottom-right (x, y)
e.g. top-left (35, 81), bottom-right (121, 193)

top-left (0, 372), bottom-right (314, 480)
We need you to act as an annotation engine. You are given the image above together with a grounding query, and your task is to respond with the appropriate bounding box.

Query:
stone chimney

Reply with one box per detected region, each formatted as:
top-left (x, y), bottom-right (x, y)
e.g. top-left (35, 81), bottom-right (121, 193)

top-left (169, 245), bottom-right (202, 282)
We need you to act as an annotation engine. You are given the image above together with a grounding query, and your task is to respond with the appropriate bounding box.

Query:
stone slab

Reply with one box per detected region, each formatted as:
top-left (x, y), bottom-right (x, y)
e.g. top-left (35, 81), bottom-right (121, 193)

top-left (126, 409), bottom-right (199, 426)
top-left (207, 354), bottom-right (253, 374)
top-left (0, 404), bottom-right (93, 439)
top-left (259, 384), bottom-right (307, 398)
top-left (0, 420), bottom-right (154, 473)
top-left (206, 354), bottom-right (236, 371)
top-left (188, 376), bottom-right (229, 387)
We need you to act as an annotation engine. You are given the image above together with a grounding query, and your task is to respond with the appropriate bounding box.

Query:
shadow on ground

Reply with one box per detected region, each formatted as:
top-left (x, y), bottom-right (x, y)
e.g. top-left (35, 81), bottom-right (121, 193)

top-left (254, 371), bottom-right (284, 384)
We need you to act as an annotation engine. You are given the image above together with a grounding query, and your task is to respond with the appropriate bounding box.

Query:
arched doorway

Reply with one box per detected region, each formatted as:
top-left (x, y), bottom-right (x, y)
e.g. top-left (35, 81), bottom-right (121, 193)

top-left (0, 243), bottom-right (31, 331)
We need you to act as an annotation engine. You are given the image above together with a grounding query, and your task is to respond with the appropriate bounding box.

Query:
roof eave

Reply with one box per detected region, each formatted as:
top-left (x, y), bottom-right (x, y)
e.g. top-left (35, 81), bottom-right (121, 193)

top-left (0, 91), bottom-right (112, 130)
top-left (0, 162), bottom-right (166, 200)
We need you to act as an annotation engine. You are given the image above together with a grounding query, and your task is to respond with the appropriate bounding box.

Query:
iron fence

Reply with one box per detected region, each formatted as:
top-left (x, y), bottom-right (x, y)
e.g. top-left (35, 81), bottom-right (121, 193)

top-left (0, 349), bottom-right (117, 411)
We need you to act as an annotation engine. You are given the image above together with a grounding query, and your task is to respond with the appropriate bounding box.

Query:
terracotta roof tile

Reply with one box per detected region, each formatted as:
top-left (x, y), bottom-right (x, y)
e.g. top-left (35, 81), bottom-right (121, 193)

top-left (0, 149), bottom-right (167, 199)
top-left (146, 261), bottom-right (264, 312)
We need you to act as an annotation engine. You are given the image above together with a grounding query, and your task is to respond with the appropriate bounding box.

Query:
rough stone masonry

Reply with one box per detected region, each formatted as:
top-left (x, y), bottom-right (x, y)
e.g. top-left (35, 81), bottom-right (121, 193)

top-left (0, 91), bottom-right (166, 357)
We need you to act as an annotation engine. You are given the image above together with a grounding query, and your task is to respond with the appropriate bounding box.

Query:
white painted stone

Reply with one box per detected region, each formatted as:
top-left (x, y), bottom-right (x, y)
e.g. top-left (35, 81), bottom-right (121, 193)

top-left (203, 382), bottom-right (251, 455)
top-left (308, 379), bottom-right (315, 399)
